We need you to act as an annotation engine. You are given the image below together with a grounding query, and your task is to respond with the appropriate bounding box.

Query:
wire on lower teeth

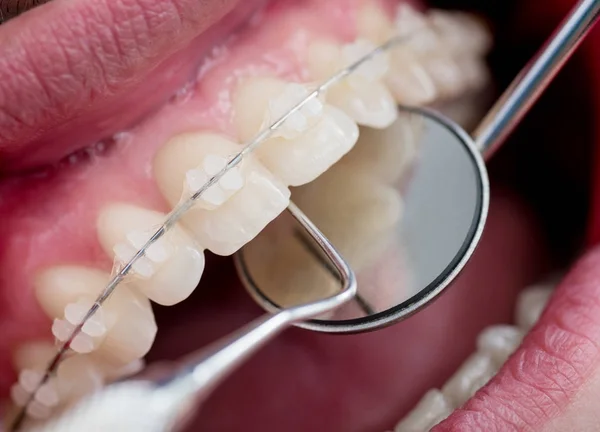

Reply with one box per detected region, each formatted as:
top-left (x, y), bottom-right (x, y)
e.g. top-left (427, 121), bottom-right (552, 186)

top-left (9, 29), bottom-right (426, 430)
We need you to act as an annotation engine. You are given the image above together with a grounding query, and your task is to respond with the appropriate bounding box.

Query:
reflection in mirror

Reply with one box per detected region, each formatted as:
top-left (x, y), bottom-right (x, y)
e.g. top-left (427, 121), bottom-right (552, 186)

top-left (236, 108), bottom-right (487, 331)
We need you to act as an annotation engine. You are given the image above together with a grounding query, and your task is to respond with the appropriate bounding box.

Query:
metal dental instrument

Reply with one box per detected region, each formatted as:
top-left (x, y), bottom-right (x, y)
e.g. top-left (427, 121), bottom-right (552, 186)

top-left (8, 30), bottom-right (430, 432)
top-left (14, 203), bottom-right (356, 432)
top-left (236, 0), bottom-right (600, 333)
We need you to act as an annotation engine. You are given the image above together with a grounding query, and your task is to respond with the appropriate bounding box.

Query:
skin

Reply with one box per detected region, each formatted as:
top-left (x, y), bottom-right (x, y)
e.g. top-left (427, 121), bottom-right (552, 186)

top-left (0, 0), bottom-right (599, 431)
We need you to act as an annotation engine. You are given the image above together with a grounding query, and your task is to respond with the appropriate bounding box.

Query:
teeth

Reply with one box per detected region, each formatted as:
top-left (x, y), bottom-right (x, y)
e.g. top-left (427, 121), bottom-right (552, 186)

top-left (153, 132), bottom-right (290, 255)
top-left (477, 325), bottom-right (524, 366)
top-left (56, 355), bottom-right (104, 403)
top-left (234, 77), bottom-right (359, 186)
top-left (385, 47), bottom-right (438, 105)
top-left (97, 204), bottom-right (206, 305)
top-left (307, 39), bottom-right (397, 129)
top-left (35, 266), bottom-right (157, 365)
top-left (185, 154), bottom-right (245, 210)
top-left (356, 1), bottom-right (394, 44)
top-left (516, 284), bottom-right (554, 331)
top-left (338, 116), bottom-right (421, 184)
top-left (244, 165), bottom-right (403, 310)
top-left (394, 4), bottom-right (440, 54)
top-left (429, 10), bottom-right (492, 56)
top-left (26, 400), bottom-right (53, 420)
top-left (394, 390), bottom-right (452, 432)
top-left (441, 353), bottom-right (496, 408)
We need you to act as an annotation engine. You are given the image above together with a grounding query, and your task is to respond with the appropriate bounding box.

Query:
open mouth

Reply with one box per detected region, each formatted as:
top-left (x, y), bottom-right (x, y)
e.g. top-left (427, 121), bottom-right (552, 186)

top-left (1, 0), bottom-right (599, 430)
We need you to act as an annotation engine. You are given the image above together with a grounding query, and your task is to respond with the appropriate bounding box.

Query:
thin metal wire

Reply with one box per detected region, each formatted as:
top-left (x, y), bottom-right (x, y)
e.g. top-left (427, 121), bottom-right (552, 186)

top-left (9, 29), bottom-right (425, 431)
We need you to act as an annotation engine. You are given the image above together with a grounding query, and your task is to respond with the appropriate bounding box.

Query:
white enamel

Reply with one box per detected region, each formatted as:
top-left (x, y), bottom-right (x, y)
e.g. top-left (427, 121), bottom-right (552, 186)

top-left (307, 39), bottom-right (397, 129)
top-left (442, 353), bottom-right (496, 408)
top-left (516, 284), bottom-right (554, 331)
top-left (97, 204), bottom-right (206, 305)
top-left (34, 381), bottom-right (60, 407)
top-left (477, 325), bottom-right (524, 366)
top-left (234, 77), bottom-right (359, 185)
top-left (244, 164), bottom-right (403, 311)
top-left (394, 390), bottom-right (452, 432)
top-left (35, 266), bottom-right (157, 366)
top-left (356, 1), bottom-right (394, 44)
top-left (153, 133), bottom-right (291, 255)
top-left (338, 115), bottom-right (421, 184)
top-left (429, 9), bottom-right (492, 55)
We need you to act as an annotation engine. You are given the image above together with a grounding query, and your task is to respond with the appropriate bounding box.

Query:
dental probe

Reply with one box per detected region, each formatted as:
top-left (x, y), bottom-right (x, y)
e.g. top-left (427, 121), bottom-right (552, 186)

top-left (8, 28), bottom-right (430, 431)
top-left (20, 202), bottom-right (356, 432)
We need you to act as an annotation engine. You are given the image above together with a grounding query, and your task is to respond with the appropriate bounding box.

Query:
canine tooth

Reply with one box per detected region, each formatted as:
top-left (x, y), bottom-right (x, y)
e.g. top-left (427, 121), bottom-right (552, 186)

top-left (36, 266), bottom-right (157, 365)
top-left (154, 133), bottom-right (290, 255)
top-left (394, 389), bottom-right (452, 432)
top-left (234, 77), bottom-right (359, 185)
top-left (442, 353), bottom-right (496, 408)
top-left (477, 325), bottom-right (524, 366)
top-left (516, 284), bottom-right (554, 331)
top-left (98, 204), bottom-right (205, 305)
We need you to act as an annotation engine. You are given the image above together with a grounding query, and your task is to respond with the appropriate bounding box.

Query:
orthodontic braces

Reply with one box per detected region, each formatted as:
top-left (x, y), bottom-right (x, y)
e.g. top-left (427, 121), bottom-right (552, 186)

top-left (9, 28), bottom-right (428, 431)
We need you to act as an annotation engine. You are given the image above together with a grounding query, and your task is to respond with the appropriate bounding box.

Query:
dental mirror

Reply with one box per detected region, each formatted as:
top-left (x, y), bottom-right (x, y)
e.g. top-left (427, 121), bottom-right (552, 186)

top-left (236, 107), bottom-right (488, 332)
top-left (235, 0), bottom-right (599, 333)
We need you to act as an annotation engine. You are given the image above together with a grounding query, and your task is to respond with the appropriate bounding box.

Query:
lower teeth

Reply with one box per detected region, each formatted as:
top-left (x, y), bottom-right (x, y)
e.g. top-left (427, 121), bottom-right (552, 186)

top-left (393, 277), bottom-right (557, 431)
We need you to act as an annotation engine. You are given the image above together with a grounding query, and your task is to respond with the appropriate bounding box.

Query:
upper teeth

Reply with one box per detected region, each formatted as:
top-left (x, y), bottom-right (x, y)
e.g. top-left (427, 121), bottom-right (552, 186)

top-left (15, 1), bottom-right (493, 421)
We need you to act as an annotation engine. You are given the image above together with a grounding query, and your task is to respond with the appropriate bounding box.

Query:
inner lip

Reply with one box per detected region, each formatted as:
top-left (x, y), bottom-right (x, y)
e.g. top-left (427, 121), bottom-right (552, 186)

top-left (0, 0), bottom-right (596, 431)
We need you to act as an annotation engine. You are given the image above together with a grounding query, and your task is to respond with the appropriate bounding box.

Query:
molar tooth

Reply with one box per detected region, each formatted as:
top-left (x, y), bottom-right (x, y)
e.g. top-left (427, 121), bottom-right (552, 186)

top-left (477, 325), bottom-right (524, 366)
top-left (356, 1), bottom-right (394, 44)
top-left (442, 353), bottom-right (496, 408)
top-left (234, 77), bottom-right (359, 185)
top-left (385, 47), bottom-right (438, 105)
top-left (98, 205), bottom-right (205, 305)
top-left (154, 133), bottom-right (290, 255)
top-left (307, 39), bottom-right (397, 129)
top-left (394, 4), bottom-right (439, 53)
top-left (36, 266), bottom-right (157, 365)
top-left (394, 390), bottom-right (452, 432)
top-left (429, 10), bottom-right (492, 55)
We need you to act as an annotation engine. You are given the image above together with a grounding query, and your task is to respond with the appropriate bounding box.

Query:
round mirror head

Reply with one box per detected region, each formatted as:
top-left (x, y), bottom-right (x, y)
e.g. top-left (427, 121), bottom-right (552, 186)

top-left (235, 107), bottom-right (489, 333)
